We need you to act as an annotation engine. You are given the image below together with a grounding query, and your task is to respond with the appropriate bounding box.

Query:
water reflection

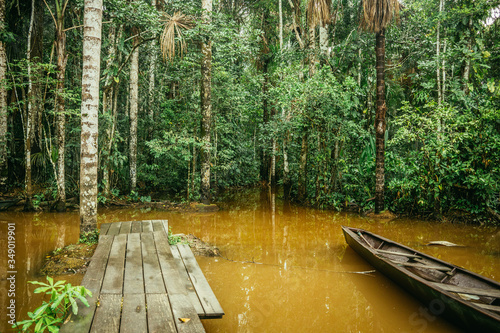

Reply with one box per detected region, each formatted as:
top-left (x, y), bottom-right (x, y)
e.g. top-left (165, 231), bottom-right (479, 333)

top-left (1, 189), bottom-right (498, 332)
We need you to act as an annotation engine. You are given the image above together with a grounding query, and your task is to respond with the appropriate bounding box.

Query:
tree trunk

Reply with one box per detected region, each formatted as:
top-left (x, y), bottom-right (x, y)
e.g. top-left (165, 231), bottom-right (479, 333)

top-left (319, 24), bottom-right (329, 57)
top-left (298, 131), bottom-right (308, 202)
top-left (80, 0), bottom-right (103, 236)
top-left (55, 9), bottom-right (68, 212)
top-left (436, 0), bottom-right (443, 105)
top-left (24, 0), bottom-right (37, 212)
top-left (129, 38), bottom-right (139, 193)
top-left (374, 30), bottom-right (387, 214)
top-left (463, 16), bottom-right (472, 94)
top-left (0, 0), bottom-right (7, 188)
top-left (200, 0), bottom-right (212, 205)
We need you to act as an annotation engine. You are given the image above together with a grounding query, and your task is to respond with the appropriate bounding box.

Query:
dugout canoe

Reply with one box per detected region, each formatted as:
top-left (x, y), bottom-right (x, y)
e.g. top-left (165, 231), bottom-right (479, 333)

top-left (342, 226), bottom-right (500, 332)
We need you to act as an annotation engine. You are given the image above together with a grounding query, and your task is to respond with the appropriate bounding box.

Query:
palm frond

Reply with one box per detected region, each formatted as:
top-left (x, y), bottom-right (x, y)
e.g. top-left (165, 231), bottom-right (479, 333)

top-left (360, 0), bottom-right (399, 33)
top-left (160, 12), bottom-right (194, 62)
top-left (307, 0), bottom-right (332, 27)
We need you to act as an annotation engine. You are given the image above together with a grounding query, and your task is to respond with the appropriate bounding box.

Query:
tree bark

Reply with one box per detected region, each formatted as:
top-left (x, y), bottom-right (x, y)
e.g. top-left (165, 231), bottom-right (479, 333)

top-left (0, 0), bottom-right (7, 188)
top-left (129, 38), bottom-right (139, 193)
top-left (200, 0), bottom-right (212, 205)
top-left (298, 131), bottom-right (308, 202)
top-left (24, 0), bottom-right (37, 212)
top-left (80, 0), bottom-right (103, 236)
top-left (54, 2), bottom-right (68, 212)
top-left (374, 29), bottom-right (387, 214)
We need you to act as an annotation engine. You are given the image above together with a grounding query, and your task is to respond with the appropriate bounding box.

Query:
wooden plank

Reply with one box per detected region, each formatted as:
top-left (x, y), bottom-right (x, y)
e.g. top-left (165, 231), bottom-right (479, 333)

top-left (142, 233), bottom-right (166, 294)
top-left (392, 260), bottom-right (452, 272)
top-left (131, 220), bottom-right (142, 233)
top-left (152, 220), bottom-right (164, 232)
top-left (475, 302), bottom-right (500, 313)
top-left (100, 223), bottom-right (111, 235)
top-left (119, 221), bottom-right (132, 234)
top-left (142, 220), bottom-right (153, 233)
top-left (89, 294), bottom-right (122, 333)
top-left (60, 235), bottom-right (114, 333)
top-left (146, 293), bottom-right (177, 333)
top-left (81, 235), bottom-right (114, 293)
top-left (376, 249), bottom-right (422, 259)
top-left (170, 245), bottom-right (205, 316)
top-left (168, 293), bottom-right (206, 333)
top-left (154, 232), bottom-right (190, 296)
top-left (177, 243), bottom-right (224, 318)
top-left (101, 234), bottom-right (127, 294)
top-left (123, 233), bottom-right (144, 294)
top-left (162, 220), bottom-right (169, 234)
top-left (107, 222), bottom-right (122, 236)
top-left (431, 282), bottom-right (500, 299)
top-left (120, 294), bottom-right (147, 333)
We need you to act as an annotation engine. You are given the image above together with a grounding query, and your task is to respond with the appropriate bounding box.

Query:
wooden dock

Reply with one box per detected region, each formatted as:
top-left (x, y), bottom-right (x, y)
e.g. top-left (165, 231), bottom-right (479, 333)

top-left (61, 220), bottom-right (223, 333)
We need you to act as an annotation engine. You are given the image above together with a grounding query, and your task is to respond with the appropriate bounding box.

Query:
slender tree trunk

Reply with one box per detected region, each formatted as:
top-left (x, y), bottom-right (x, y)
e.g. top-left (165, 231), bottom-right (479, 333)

top-left (102, 25), bottom-right (121, 196)
top-left (308, 20), bottom-right (316, 77)
top-left (129, 38), bottom-right (139, 193)
top-left (374, 30), bottom-right (387, 214)
top-left (55, 10), bottom-right (68, 212)
top-left (0, 0), bottom-right (7, 187)
top-left (320, 24), bottom-right (329, 57)
top-left (80, 0), bottom-right (103, 236)
top-left (279, 0), bottom-right (283, 50)
top-left (200, 0), bottom-right (212, 204)
top-left (463, 16), bottom-right (472, 94)
top-left (24, 0), bottom-right (37, 212)
top-left (436, 0), bottom-right (444, 105)
top-left (298, 131), bottom-right (308, 202)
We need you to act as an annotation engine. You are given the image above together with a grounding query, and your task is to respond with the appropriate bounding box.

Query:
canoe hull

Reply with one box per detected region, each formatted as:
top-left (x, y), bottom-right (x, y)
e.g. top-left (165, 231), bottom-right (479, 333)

top-left (342, 226), bottom-right (500, 332)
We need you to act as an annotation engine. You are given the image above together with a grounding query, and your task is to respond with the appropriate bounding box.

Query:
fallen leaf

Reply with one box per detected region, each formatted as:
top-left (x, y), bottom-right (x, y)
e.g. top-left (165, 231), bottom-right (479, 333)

top-left (179, 318), bottom-right (191, 323)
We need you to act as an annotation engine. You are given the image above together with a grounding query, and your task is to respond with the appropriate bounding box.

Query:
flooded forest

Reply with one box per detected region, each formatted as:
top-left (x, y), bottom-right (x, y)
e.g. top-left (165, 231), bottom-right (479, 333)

top-left (1, 0), bottom-right (500, 332)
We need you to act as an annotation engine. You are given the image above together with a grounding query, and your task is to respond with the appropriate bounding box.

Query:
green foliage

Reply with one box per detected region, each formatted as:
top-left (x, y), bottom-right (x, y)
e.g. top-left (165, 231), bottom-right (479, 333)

top-left (167, 227), bottom-right (183, 245)
top-left (13, 277), bottom-right (92, 333)
top-left (78, 230), bottom-right (99, 245)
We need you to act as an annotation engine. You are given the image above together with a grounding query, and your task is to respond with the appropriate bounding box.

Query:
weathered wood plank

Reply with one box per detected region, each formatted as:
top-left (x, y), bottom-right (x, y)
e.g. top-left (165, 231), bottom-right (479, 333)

top-left (101, 234), bottom-right (127, 294)
top-left (162, 220), bottom-right (169, 234)
top-left (131, 220), bottom-right (142, 233)
top-left (170, 245), bottom-right (205, 316)
top-left (177, 243), bottom-right (224, 318)
top-left (169, 293), bottom-right (206, 333)
top-left (152, 220), bottom-right (164, 232)
top-left (146, 293), bottom-right (177, 333)
top-left (107, 222), bottom-right (122, 236)
top-left (81, 235), bottom-right (114, 293)
top-left (142, 233), bottom-right (166, 294)
top-left (123, 233), bottom-right (144, 294)
top-left (120, 294), bottom-right (147, 333)
top-left (119, 221), bottom-right (132, 234)
top-left (376, 249), bottom-right (422, 259)
top-left (100, 223), bottom-right (111, 235)
top-left (60, 235), bottom-right (114, 333)
top-left (154, 232), bottom-right (189, 296)
top-left (431, 282), bottom-right (500, 298)
top-left (89, 294), bottom-right (122, 333)
top-left (142, 220), bottom-right (153, 233)
top-left (475, 302), bottom-right (500, 313)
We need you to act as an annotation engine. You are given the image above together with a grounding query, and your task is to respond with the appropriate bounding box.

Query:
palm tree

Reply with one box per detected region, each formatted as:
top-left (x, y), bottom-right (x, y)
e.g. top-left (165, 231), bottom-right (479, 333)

top-left (80, 0), bottom-right (103, 236)
top-left (360, 0), bottom-right (399, 214)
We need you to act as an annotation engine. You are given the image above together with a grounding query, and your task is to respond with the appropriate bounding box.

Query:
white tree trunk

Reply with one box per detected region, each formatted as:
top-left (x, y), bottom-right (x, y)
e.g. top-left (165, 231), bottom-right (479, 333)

top-left (80, 0), bottom-right (103, 235)
top-left (129, 42), bottom-right (139, 193)
top-left (320, 24), bottom-right (329, 57)
top-left (200, 0), bottom-right (212, 204)
top-left (436, 0), bottom-right (444, 105)
top-left (0, 0), bottom-right (7, 186)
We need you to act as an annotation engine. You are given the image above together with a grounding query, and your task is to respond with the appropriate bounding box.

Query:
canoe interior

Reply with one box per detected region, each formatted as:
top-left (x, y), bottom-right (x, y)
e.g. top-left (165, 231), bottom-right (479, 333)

top-left (342, 226), bottom-right (500, 328)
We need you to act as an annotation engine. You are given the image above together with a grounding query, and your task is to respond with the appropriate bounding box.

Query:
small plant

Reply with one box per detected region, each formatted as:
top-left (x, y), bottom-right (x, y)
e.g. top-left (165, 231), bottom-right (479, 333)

top-left (140, 195), bottom-right (151, 203)
top-left (78, 229), bottom-right (99, 245)
top-left (167, 227), bottom-right (183, 245)
top-left (13, 276), bottom-right (92, 332)
top-left (129, 190), bottom-right (139, 202)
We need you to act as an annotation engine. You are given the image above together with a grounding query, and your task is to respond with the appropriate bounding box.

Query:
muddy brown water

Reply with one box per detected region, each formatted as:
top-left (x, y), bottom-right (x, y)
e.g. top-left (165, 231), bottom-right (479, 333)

top-left (1, 189), bottom-right (499, 332)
